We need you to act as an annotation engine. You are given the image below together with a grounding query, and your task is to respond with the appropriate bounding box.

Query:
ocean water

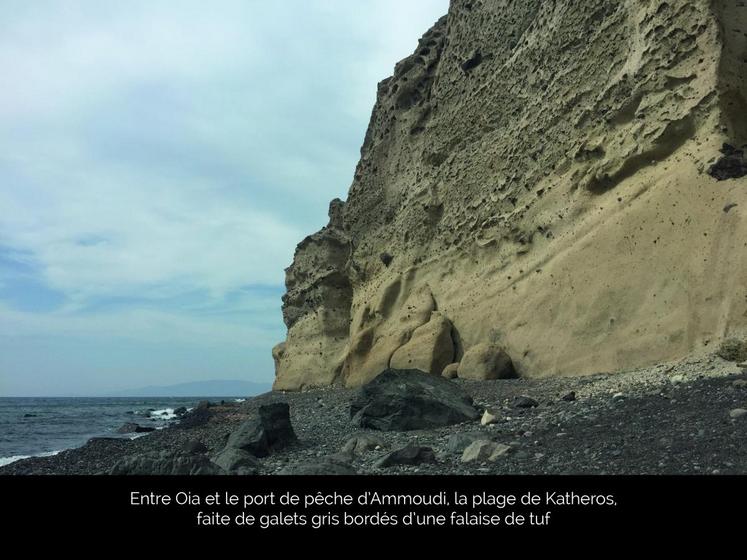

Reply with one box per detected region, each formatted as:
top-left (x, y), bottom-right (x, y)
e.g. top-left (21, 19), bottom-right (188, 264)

top-left (0, 396), bottom-right (240, 467)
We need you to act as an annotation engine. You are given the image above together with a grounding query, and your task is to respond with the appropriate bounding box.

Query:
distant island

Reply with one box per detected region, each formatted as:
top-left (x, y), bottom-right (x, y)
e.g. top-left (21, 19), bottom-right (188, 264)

top-left (108, 379), bottom-right (272, 397)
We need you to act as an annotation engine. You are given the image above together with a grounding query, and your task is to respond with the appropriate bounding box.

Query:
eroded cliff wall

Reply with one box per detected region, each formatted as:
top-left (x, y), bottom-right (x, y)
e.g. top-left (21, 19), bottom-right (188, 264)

top-left (273, 0), bottom-right (747, 390)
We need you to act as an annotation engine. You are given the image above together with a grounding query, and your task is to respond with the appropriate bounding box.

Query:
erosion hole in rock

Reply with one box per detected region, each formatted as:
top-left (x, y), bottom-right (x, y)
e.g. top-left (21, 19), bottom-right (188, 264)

top-left (461, 51), bottom-right (483, 72)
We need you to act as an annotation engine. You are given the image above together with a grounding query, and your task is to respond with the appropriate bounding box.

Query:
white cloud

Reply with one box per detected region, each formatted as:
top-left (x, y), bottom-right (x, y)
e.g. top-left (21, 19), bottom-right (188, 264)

top-left (0, 301), bottom-right (281, 349)
top-left (0, 151), bottom-right (304, 301)
top-left (0, 0), bottom-right (449, 393)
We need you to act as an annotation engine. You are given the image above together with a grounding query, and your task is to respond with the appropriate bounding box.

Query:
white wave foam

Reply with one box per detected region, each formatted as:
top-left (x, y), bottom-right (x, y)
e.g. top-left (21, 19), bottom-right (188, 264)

top-left (0, 450), bottom-right (61, 467)
top-left (150, 408), bottom-right (177, 420)
top-left (234, 398), bottom-right (246, 403)
top-left (128, 432), bottom-right (150, 440)
top-left (0, 455), bottom-right (29, 467)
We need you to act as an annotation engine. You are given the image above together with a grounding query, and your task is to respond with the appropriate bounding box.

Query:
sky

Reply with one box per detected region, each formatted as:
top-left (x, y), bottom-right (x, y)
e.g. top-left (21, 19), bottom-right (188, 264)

top-left (0, 0), bottom-right (449, 396)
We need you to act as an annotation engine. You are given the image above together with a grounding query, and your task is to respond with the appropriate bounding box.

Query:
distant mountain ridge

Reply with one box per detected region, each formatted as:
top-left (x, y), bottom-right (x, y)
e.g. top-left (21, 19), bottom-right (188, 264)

top-left (108, 379), bottom-right (271, 397)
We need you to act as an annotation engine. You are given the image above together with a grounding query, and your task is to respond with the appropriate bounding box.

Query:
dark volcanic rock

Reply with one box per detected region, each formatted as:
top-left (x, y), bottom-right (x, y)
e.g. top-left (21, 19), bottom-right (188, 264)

top-left (375, 444), bottom-right (437, 468)
top-left (181, 439), bottom-right (208, 455)
top-left (513, 396), bottom-right (539, 409)
top-left (224, 402), bottom-right (297, 457)
top-left (350, 369), bottom-right (480, 431)
top-left (177, 407), bottom-right (213, 429)
top-left (109, 451), bottom-right (224, 475)
top-left (212, 448), bottom-right (259, 475)
top-left (116, 423), bottom-right (155, 434)
top-left (562, 391), bottom-right (577, 402)
top-left (174, 406), bottom-right (188, 416)
top-left (708, 144), bottom-right (747, 181)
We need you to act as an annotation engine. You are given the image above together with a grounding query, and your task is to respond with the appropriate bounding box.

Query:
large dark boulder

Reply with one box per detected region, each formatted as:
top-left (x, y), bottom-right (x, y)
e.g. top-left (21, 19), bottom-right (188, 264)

top-left (109, 451), bottom-right (224, 475)
top-left (224, 402), bottom-right (296, 457)
top-left (176, 407), bottom-right (213, 429)
top-left (350, 369), bottom-right (480, 431)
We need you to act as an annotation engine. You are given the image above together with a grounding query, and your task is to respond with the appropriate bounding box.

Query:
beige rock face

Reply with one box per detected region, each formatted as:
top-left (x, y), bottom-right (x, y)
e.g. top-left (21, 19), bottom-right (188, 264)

top-left (457, 343), bottom-right (516, 380)
top-left (442, 362), bottom-right (460, 379)
top-left (390, 311), bottom-right (454, 374)
top-left (272, 200), bottom-right (352, 390)
top-left (273, 1), bottom-right (747, 390)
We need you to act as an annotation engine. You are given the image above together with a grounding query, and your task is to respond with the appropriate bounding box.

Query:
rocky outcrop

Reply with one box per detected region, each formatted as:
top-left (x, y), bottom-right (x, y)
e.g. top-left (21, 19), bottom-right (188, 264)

top-left (274, 0), bottom-right (747, 390)
top-left (273, 199), bottom-right (352, 390)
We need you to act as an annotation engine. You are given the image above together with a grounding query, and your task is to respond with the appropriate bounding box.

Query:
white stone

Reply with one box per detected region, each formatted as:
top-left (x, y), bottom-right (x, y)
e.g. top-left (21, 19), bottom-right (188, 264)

top-left (480, 409), bottom-right (499, 426)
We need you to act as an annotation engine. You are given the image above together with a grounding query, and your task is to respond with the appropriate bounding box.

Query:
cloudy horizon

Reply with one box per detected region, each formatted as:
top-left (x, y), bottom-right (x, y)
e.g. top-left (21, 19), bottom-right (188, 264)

top-left (0, 0), bottom-right (449, 396)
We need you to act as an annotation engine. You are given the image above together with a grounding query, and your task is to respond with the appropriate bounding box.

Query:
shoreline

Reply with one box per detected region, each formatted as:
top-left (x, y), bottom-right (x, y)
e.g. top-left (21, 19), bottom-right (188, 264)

top-left (0, 400), bottom-right (210, 470)
top-left (1, 355), bottom-right (746, 475)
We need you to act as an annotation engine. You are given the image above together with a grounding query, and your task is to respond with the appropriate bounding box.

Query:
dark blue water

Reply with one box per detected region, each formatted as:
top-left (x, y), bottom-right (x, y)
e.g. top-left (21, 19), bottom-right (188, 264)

top-left (0, 396), bottom-right (244, 466)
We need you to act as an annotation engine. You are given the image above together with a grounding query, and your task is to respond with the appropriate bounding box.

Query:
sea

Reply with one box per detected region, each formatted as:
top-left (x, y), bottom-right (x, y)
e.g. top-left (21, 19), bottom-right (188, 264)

top-left (0, 396), bottom-right (245, 467)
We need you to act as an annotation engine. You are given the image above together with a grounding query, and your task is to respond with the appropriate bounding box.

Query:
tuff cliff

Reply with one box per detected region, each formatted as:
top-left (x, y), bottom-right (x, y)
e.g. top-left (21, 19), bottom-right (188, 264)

top-left (273, 0), bottom-right (747, 390)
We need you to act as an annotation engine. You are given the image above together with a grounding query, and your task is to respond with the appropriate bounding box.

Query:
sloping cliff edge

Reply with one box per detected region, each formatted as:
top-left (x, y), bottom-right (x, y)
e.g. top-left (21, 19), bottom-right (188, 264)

top-left (273, 0), bottom-right (747, 390)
